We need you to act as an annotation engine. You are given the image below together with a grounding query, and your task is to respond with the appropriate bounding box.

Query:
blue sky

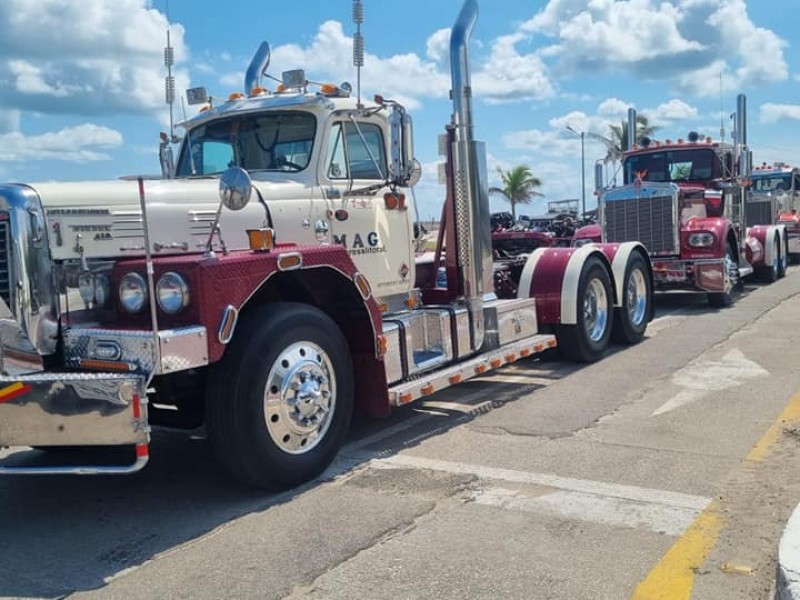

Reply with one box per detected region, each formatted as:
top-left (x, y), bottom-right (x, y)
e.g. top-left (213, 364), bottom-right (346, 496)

top-left (0, 0), bottom-right (798, 221)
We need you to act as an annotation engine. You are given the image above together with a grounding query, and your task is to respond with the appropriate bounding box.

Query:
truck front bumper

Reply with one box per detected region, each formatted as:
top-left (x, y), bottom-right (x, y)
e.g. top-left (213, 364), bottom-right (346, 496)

top-left (0, 372), bottom-right (149, 474)
top-left (651, 258), bottom-right (728, 293)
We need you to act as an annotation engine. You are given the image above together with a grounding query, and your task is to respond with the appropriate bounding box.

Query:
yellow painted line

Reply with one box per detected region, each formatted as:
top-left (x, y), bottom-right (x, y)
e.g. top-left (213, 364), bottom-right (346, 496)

top-left (631, 388), bottom-right (800, 599)
top-left (0, 381), bottom-right (24, 399)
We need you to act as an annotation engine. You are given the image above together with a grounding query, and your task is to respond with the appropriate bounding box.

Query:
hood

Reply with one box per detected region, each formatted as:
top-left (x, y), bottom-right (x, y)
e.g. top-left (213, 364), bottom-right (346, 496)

top-left (26, 178), bottom-right (311, 261)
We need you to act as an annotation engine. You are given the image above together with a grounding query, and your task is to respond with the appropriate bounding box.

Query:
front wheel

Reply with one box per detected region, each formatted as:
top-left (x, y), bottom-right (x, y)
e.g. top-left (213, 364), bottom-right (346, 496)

top-left (611, 252), bottom-right (651, 345)
top-left (206, 303), bottom-right (354, 490)
top-left (708, 245), bottom-right (738, 308)
top-left (557, 256), bottom-right (613, 362)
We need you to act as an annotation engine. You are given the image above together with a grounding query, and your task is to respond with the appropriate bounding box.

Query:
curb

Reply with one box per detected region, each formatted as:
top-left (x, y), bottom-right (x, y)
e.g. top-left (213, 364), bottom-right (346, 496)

top-left (777, 503), bottom-right (800, 599)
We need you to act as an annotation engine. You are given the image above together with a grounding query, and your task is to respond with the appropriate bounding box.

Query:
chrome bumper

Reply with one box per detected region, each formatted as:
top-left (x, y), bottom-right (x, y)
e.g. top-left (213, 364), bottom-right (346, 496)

top-left (651, 258), bottom-right (727, 293)
top-left (63, 326), bottom-right (209, 375)
top-left (0, 371), bottom-right (149, 474)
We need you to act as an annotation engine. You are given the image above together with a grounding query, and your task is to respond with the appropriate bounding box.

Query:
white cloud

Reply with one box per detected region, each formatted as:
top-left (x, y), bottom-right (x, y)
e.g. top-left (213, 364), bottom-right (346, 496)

top-left (0, 124), bottom-right (123, 162)
top-left (648, 99), bottom-right (699, 124)
top-left (225, 20), bottom-right (554, 109)
top-left (760, 104), bottom-right (800, 124)
top-left (522, 0), bottom-right (787, 97)
top-left (597, 98), bottom-right (630, 117)
top-left (0, 0), bottom-right (189, 118)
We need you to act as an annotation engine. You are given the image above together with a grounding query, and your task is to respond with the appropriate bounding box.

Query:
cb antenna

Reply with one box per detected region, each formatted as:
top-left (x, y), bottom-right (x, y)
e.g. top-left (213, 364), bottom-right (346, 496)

top-left (352, 0), bottom-right (364, 109)
top-left (164, 0), bottom-right (176, 142)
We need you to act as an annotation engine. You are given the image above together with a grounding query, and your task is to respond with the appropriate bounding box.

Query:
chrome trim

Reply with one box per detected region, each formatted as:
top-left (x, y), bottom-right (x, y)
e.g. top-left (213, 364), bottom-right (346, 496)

top-left (0, 185), bottom-right (58, 359)
top-left (0, 371), bottom-right (147, 448)
top-left (450, 0), bottom-right (486, 353)
top-left (218, 305), bottom-right (239, 344)
top-left (63, 326), bottom-right (208, 375)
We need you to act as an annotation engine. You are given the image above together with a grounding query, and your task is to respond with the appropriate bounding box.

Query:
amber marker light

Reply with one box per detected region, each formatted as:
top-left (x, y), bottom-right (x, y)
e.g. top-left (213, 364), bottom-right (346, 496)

top-left (353, 272), bottom-right (372, 299)
top-left (400, 393), bottom-right (413, 404)
top-left (277, 252), bottom-right (302, 271)
top-left (228, 92), bottom-right (244, 101)
top-left (320, 83), bottom-right (338, 95)
top-left (78, 359), bottom-right (136, 372)
top-left (490, 359), bottom-right (503, 369)
top-left (247, 228), bottom-right (274, 252)
top-left (421, 384), bottom-right (434, 395)
top-left (383, 192), bottom-right (405, 210)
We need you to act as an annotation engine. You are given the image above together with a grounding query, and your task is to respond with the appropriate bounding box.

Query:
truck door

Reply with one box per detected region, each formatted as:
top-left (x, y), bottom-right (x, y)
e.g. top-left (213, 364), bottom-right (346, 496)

top-left (321, 118), bottom-right (413, 299)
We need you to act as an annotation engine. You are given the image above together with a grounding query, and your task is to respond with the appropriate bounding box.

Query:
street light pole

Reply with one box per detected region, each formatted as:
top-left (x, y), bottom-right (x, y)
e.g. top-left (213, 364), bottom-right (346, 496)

top-left (566, 126), bottom-right (587, 221)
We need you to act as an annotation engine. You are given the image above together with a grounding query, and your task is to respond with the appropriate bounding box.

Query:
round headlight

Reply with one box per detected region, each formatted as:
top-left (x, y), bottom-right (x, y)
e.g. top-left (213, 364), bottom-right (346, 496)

top-left (156, 272), bottom-right (190, 314)
top-left (119, 272), bottom-right (148, 313)
top-left (78, 272), bottom-right (95, 306)
top-left (94, 274), bottom-right (111, 309)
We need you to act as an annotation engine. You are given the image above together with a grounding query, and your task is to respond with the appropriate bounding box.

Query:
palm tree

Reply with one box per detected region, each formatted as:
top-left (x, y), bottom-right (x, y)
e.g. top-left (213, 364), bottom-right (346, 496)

top-left (489, 165), bottom-right (543, 220)
top-left (607, 115), bottom-right (660, 161)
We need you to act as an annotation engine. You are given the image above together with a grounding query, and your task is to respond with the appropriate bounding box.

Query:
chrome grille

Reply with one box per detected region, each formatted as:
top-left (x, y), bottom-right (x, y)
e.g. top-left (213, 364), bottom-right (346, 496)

top-left (746, 198), bottom-right (775, 227)
top-left (603, 194), bottom-right (677, 254)
top-left (0, 219), bottom-right (10, 307)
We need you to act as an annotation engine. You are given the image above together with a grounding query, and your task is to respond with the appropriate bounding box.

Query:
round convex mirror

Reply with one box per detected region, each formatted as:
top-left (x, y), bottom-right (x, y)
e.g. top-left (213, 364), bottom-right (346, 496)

top-left (219, 166), bottom-right (252, 211)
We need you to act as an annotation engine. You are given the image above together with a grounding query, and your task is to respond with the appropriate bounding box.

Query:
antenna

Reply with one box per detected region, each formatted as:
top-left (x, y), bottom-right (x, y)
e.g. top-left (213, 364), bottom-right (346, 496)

top-left (164, 0), bottom-right (176, 142)
top-left (719, 71), bottom-right (725, 141)
top-left (352, 0), bottom-right (364, 109)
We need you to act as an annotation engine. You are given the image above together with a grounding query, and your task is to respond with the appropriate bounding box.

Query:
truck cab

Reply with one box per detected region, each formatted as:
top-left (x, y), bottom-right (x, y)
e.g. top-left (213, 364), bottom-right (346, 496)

top-left (750, 162), bottom-right (800, 263)
top-left (591, 99), bottom-right (787, 307)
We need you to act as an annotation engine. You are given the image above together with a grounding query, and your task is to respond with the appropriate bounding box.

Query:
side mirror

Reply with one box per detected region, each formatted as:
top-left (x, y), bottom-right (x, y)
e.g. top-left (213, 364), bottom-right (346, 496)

top-left (219, 167), bottom-right (252, 211)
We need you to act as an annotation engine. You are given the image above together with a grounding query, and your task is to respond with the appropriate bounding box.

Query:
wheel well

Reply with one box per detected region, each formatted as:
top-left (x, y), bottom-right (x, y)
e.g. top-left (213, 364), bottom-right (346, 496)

top-left (238, 268), bottom-right (389, 419)
top-left (727, 231), bottom-right (738, 262)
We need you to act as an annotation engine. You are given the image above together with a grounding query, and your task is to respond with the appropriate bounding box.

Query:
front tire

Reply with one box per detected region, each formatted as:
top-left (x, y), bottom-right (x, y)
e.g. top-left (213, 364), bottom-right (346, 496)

top-left (558, 256), bottom-right (613, 362)
top-left (206, 303), bottom-right (354, 490)
top-left (611, 252), bottom-right (651, 345)
top-left (708, 244), bottom-right (738, 308)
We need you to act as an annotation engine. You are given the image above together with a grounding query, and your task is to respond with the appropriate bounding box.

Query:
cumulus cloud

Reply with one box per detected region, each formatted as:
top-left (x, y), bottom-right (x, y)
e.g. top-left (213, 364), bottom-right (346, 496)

top-left (0, 0), bottom-right (189, 117)
top-left (760, 104), bottom-right (800, 124)
top-left (648, 99), bottom-right (700, 125)
top-left (222, 20), bottom-right (555, 109)
top-left (522, 0), bottom-right (787, 97)
top-left (0, 124), bottom-right (123, 162)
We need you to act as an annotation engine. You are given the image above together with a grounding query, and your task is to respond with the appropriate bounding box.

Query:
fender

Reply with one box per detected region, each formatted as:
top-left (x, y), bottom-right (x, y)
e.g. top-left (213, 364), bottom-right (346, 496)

top-left (747, 224), bottom-right (785, 268)
top-left (518, 244), bottom-right (612, 326)
top-left (114, 244), bottom-right (391, 418)
top-left (592, 242), bottom-right (651, 312)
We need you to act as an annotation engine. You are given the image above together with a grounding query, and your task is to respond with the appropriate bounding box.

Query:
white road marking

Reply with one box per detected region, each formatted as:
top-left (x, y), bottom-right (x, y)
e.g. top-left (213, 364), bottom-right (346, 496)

top-left (652, 348), bottom-right (769, 416)
top-left (373, 454), bottom-right (710, 511)
top-left (470, 487), bottom-right (700, 536)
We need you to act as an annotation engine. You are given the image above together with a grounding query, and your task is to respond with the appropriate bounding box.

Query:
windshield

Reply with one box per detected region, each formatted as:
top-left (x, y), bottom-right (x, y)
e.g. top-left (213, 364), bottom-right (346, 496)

top-left (624, 149), bottom-right (718, 184)
top-left (752, 173), bottom-right (792, 192)
top-left (175, 111), bottom-right (316, 177)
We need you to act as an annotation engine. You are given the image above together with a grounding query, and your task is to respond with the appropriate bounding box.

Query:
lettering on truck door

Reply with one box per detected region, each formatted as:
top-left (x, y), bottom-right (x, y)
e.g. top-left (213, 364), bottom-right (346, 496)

top-left (322, 118), bottom-right (413, 298)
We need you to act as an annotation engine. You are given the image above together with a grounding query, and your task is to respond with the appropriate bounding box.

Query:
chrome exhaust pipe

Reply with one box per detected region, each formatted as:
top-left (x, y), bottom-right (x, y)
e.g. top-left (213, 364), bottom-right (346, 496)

top-left (245, 42), bottom-right (271, 95)
top-left (449, 0), bottom-right (489, 352)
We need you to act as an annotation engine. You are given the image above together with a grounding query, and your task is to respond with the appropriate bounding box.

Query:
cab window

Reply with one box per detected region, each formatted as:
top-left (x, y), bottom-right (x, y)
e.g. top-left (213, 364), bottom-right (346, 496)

top-left (326, 122), bottom-right (387, 180)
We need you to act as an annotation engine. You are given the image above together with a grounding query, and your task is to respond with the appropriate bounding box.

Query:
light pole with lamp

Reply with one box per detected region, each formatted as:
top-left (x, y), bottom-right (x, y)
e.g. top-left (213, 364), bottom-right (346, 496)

top-left (566, 125), bottom-right (586, 221)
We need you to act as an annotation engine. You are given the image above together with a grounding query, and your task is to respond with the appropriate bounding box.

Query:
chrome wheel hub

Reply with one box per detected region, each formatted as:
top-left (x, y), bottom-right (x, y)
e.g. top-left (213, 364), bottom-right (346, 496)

top-left (626, 268), bottom-right (647, 327)
top-left (264, 341), bottom-right (336, 455)
top-left (584, 278), bottom-right (608, 343)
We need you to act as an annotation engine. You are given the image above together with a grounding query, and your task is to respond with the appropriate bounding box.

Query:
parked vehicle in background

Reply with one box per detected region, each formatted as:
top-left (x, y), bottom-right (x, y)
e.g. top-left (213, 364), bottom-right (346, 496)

top-left (750, 162), bottom-right (800, 264)
top-left (580, 96), bottom-right (787, 307)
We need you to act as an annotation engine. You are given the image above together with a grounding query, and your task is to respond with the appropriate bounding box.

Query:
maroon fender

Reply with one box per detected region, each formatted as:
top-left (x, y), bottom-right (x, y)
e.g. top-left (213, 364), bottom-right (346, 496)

top-left (112, 244), bottom-right (391, 418)
top-left (517, 245), bottom-right (613, 326)
top-left (571, 223), bottom-right (601, 246)
top-left (679, 217), bottom-right (731, 259)
top-left (746, 224), bottom-right (785, 268)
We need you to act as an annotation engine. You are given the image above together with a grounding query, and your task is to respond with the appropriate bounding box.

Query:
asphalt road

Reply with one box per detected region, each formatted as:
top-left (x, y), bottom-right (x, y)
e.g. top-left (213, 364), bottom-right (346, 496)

top-left (3, 271), bottom-right (800, 600)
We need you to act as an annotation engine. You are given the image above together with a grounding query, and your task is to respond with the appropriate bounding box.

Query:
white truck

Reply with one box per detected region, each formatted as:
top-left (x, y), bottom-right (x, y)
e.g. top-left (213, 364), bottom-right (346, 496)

top-left (0, 0), bottom-right (653, 489)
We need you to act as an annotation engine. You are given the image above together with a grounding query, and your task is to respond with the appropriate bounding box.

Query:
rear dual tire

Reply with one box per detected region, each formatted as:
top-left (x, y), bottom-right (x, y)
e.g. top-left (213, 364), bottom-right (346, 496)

top-left (558, 256), bottom-right (613, 362)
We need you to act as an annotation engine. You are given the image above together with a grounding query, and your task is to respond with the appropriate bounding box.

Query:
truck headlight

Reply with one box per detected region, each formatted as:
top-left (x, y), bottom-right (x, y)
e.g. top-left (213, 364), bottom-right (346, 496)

top-left (119, 272), bottom-right (148, 313)
top-left (688, 232), bottom-right (715, 247)
top-left (156, 272), bottom-right (190, 314)
top-left (78, 272), bottom-right (112, 309)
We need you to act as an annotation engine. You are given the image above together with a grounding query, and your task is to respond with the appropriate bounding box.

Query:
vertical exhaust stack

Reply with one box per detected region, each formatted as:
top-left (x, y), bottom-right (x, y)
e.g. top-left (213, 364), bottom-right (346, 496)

top-left (449, 0), bottom-right (490, 353)
top-left (735, 93), bottom-right (751, 179)
top-left (245, 42), bottom-right (271, 95)
top-left (626, 107), bottom-right (637, 151)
